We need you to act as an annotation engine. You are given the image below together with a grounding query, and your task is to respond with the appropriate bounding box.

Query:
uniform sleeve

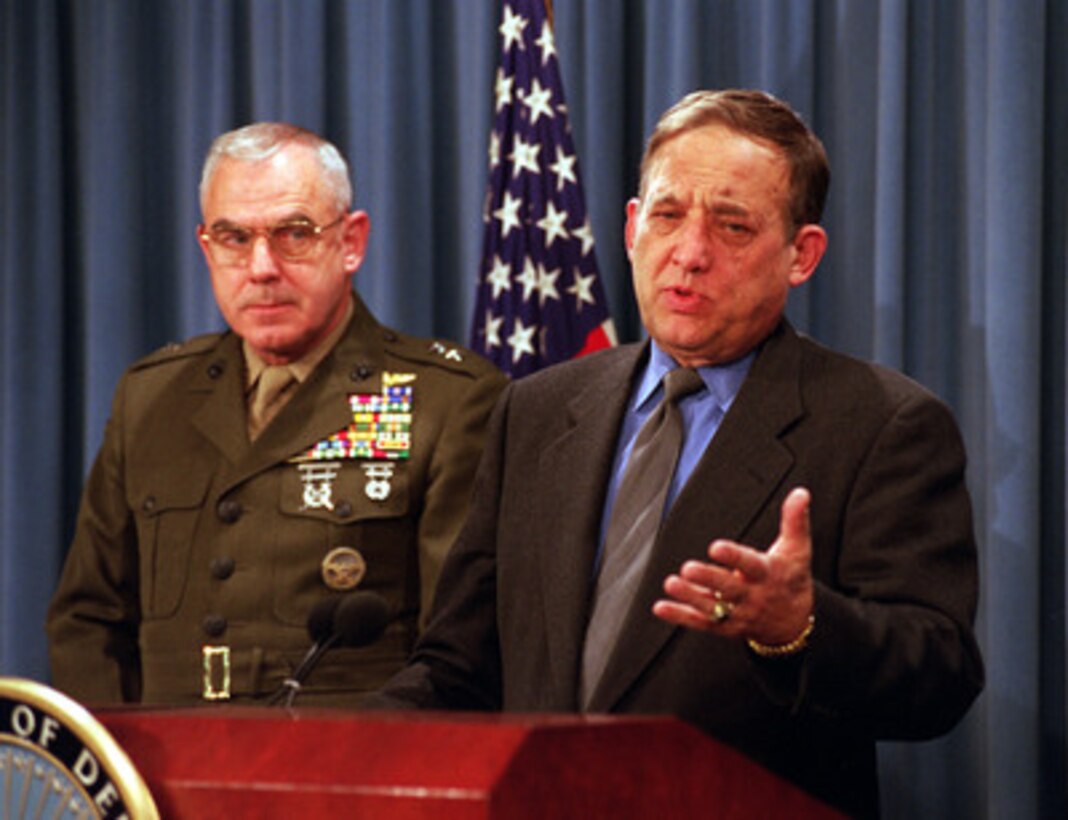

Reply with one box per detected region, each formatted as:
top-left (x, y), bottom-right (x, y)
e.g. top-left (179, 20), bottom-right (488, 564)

top-left (368, 382), bottom-right (512, 711)
top-left (45, 373), bottom-right (142, 704)
top-left (414, 365), bottom-right (507, 629)
top-left (763, 390), bottom-right (984, 738)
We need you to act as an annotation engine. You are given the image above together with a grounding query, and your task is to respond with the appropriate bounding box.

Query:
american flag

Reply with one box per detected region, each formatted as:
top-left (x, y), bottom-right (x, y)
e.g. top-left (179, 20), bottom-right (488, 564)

top-left (470, 0), bottom-right (616, 378)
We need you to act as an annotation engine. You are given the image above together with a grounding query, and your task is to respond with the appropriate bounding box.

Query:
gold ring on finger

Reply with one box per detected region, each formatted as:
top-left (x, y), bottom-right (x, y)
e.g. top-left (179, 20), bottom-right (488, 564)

top-left (710, 599), bottom-right (733, 624)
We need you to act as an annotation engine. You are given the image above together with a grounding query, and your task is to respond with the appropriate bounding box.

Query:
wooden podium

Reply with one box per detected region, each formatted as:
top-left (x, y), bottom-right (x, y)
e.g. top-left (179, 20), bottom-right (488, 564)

top-left (96, 708), bottom-right (841, 818)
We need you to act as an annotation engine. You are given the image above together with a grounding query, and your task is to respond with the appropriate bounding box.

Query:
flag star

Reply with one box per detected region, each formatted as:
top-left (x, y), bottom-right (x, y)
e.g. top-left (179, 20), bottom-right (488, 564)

top-left (494, 68), bottom-right (514, 113)
top-left (536, 263), bottom-right (562, 305)
top-left (535, 21), bottom-right (557, 65)
top-left (484, 311), bottom-right (504, 349)
top-left (573, 217), bottom-right (596, 256)
top-left (507, 318), bottom-right (538, 363)
top-left (489, 131), bottom-right (501, 168)
top-left (485, 255), bottom-right (513, 299)
top-left (567, 270), bottom-right (598, 310)
top-left (510, 136), bottom-right (541, 177)
top-left (499, 6), bottom-right (528, 52)
top-left (549, 146), bottom-right (577, 191)
top-left (536, 201), bottom-right (570, 247)
top-left (516, 257), bottom-right (539, 302)
top-left (522, 78), bottom-right (555, 125)
top-left (493, 191), bottom-right (523, 238)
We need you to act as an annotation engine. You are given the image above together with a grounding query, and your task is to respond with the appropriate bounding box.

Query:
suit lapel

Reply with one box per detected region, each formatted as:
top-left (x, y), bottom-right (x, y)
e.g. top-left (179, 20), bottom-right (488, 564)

top-left (587, 323), bottom-right (806, 712)
top-left (535, 345), bottom-right (646, 709)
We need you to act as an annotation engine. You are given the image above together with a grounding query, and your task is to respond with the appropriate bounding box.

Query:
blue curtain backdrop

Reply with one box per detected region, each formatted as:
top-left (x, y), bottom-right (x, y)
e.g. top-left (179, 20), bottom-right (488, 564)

top-left (2, 1), bottom-right (1065, 816)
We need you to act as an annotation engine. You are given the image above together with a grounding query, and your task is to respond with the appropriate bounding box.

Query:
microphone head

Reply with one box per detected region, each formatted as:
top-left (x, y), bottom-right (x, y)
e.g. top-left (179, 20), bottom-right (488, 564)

top-left (306, 596), bottom-right (343, 643)
top-left (333, 592), bottom-right (391, 648)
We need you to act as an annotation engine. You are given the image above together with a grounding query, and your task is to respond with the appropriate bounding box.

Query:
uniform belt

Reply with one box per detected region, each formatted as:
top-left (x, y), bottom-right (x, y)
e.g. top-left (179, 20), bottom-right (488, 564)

top-left (140, 631), bottom-right (411, 703)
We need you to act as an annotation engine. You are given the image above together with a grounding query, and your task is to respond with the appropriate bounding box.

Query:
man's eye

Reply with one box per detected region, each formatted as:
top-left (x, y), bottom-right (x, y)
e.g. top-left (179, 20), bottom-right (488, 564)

top-left (216, 229), bottom-right (251, 246)
top-left (276, 224), bottom-right (315, 242)
top-left (723, 222), bottom-right (753, 236)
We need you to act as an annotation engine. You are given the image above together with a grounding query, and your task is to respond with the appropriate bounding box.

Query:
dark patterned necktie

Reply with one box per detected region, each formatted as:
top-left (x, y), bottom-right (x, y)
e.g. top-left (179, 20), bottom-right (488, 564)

top-left (580, 367), bottom-right (705, 707)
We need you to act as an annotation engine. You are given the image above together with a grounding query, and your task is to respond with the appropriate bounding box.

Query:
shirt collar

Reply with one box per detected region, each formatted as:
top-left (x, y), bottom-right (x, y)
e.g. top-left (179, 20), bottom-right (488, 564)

top-left (634, 340), bottom-right (755, 413)
top-left (243, 295), bottom-right (355, 391)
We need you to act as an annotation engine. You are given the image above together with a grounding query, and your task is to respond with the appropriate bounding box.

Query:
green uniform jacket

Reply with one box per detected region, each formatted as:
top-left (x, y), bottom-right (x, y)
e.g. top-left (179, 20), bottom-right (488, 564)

top-left (46, 294), bottom-right (506, 706)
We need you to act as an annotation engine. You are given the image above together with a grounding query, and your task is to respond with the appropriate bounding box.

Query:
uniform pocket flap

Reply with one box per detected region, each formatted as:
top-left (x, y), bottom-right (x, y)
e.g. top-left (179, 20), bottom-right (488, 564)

top-left (136, 474), bottom-right (212, 516)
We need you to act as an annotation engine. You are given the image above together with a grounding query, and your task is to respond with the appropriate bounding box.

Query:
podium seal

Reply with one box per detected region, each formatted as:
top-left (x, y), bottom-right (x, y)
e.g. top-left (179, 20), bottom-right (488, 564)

top-left (0, 677), bottom-right (158, 819)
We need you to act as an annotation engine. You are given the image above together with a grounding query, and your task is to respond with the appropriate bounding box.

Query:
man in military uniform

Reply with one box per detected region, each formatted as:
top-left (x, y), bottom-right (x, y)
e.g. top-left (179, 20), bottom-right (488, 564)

top-left (46, 123), bottom-right (506, 706)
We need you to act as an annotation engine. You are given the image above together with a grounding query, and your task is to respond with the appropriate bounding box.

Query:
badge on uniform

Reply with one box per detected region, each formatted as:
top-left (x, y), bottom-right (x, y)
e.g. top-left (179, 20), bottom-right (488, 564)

top-left (298, 462), bottom-right (341, 510)
top-left (321, 546), bottom-right (367, 591)
top-left (362, 463), bottom-right (395, 500)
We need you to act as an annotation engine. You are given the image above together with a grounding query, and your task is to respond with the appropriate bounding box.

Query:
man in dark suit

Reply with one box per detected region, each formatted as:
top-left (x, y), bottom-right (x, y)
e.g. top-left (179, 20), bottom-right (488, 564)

top-left (370, 90), bottom-right (984, 817)
top-left (46, 123), bottom-right (506, 706)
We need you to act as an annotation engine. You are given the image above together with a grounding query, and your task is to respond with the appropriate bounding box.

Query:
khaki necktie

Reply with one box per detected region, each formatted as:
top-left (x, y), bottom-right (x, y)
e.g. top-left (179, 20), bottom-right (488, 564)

top-left (248, 365), bottom-right (296, 440)
top-left (580, 367), bottom-right (705, 707)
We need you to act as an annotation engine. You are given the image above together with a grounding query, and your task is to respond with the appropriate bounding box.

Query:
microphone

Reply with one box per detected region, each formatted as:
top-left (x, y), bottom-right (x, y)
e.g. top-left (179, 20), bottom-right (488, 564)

top-left (266, 597), bottom-right (342, 706)
top-left (268, 592), bottom-right (391, 707)
top-left (308, 595), bottom-right (344, 643)
top-left (332, 590), bottom-right (391, 648)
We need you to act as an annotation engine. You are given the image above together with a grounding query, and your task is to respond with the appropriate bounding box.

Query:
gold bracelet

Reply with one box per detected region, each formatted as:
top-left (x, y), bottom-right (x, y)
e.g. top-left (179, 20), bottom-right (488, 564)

top-left (747, 615), bottom-right (815, 658)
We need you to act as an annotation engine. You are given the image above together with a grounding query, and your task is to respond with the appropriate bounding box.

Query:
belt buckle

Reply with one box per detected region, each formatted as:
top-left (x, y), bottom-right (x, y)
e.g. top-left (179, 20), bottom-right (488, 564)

top-left (202, 645), bottom-right (231, 700)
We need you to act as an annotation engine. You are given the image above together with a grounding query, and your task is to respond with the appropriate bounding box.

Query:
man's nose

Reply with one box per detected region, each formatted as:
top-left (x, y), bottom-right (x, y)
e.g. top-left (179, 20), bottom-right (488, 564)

top-left (248, 234), bottom-right (281, 279)
top-left (671, 217), bottom-right (713, 273)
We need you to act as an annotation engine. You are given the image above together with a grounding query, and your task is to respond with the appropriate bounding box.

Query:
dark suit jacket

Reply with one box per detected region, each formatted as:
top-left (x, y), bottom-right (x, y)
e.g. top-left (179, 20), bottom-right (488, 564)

top-left (374, 321), bottom-right (983, 817)
top-left (47, 293), bottom-right (506, 706)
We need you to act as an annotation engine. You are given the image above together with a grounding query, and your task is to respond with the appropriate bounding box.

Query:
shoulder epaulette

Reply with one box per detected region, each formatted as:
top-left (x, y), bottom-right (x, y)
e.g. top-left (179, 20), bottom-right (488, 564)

top-left (129, 332), bottom-right (225, 372)
top-left (382, 328), bottom-right (499, 378)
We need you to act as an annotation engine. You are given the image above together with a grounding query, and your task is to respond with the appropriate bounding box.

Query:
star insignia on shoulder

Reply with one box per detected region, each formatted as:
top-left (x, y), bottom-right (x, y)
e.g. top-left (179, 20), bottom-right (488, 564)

top-left (429, 341), bottom-right (464, 362)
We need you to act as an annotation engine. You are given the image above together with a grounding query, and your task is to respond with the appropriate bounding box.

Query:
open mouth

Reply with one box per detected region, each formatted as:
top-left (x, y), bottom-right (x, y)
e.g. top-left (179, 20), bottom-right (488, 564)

top-left (662, 286), bottom-right (704, 311)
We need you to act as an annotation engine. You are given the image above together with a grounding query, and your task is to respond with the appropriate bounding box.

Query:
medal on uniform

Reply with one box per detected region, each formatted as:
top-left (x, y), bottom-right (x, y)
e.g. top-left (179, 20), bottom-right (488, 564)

top-left (292, 373), bottom-right (415, 463)
top-left (298, 461), bottom-right (341, 510)
top-left (347, 385), bottom-right (412, 458)
top-left (362, 463), bottom-right (395, 500)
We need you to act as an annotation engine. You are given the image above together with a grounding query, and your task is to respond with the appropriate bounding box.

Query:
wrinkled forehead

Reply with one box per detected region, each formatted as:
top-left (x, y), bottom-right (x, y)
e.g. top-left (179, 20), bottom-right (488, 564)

top-left (641, 126), bottom-right (791, 214)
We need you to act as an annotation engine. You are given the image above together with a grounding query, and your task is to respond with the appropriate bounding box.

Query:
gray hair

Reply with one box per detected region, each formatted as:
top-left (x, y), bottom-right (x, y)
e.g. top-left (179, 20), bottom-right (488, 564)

top-left (199, 122), bottom-right (353, 213)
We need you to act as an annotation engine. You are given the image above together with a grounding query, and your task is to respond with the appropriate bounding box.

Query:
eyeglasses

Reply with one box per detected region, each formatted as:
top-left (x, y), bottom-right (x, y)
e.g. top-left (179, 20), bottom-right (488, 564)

top-left (199, 215), bottom-right (345, 264)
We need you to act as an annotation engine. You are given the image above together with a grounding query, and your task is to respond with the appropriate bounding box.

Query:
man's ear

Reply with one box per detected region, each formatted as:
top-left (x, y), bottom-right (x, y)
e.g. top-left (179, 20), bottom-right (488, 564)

top-left (787, 224), bottom-right (827, 287)
top-left (196, 224), bottom-right (212, 261)
top-left (343, 211), bottom-right (371, 273)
